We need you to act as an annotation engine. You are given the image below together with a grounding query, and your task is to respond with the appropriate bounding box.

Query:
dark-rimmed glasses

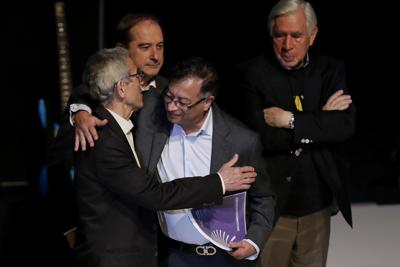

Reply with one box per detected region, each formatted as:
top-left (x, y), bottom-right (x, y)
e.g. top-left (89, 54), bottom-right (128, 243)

top-left (163, 91), bottom-right (207, 111)
top-left (115, 71), bottom-right (145, 88)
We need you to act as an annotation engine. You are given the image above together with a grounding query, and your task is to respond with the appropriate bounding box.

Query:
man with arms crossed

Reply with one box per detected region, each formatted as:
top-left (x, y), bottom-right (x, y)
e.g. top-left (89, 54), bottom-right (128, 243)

top-left (234, 1), bottom-right (355, 266)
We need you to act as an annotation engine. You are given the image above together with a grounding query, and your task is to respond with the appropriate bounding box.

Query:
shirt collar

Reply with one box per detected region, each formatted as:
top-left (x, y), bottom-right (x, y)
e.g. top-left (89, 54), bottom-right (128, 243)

top-left (141, 79), bottom-right (157, 92)
top-left (282, 53), bottom-right (310, 71)
top-left (302, 53), bottom-right (310, 68)
top-left (106, 108), bottom-right (134, 135)
top-left (173, 107), bottom-right (213, 137)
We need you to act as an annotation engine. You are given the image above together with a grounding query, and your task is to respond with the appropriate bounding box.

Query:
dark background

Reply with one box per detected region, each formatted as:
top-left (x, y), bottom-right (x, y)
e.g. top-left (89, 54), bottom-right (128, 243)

top-left (2, 0), bottom-right (399, 266)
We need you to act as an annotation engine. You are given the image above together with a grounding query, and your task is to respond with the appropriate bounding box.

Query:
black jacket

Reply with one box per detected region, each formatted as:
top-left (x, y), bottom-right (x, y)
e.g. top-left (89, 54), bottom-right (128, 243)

top-left (235, 52), bottom-right (355, 226)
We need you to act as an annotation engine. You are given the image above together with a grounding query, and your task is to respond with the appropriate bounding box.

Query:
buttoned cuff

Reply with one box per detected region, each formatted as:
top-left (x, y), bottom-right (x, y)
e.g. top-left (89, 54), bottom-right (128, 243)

top-left (63, 227), bottom-right (77, 236)
top-left (243, 239), bottom-right (260, 260)
top-left (69, 104), bottom-right (92, 126)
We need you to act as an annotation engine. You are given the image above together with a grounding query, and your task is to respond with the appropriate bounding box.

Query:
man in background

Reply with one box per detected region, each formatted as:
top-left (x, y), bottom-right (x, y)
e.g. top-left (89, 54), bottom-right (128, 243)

top-left (233, 0), bottom-right (355, 266)
top-left (48, 13), bottom-right (167, 248)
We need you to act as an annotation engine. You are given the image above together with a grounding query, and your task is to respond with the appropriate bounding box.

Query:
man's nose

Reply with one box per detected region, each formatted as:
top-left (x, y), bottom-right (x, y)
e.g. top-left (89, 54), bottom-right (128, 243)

top-left (166, 100), bottom-right (178, 111)
top-left (150, 47), bottom-right (159, 61)
top-left (282, 36), bottom-right (293, 51)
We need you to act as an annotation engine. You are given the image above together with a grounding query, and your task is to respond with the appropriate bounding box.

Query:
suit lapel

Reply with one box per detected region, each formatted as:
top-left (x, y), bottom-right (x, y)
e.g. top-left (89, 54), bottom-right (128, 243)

top-left (95, 106), bottom-right (137, 161)
top-left (147, 131), bottom-right (169, 175)
top-left (210, 105), bottom-right (232, 173)
top-left (96, 106), bottom-right (128, 143)
top-left (144, 104), bottom-right (233, 175)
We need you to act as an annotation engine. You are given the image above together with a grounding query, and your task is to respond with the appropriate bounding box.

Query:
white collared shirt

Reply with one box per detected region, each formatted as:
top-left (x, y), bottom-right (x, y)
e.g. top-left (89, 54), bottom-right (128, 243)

top-left (156, 107), bottom-right (260, 259)
top-left (157, 108), bottom-right (213, 245)
top-left (141, 79), bottom-right (157, 92)
top-left (106, 108), bottom-right (141, 167)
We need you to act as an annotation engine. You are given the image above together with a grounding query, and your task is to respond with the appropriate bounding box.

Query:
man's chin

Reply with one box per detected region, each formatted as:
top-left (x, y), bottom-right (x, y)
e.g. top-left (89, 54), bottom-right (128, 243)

top-left (280, 59), bottom-right (301, 69)
top-left (144, 67), bottom-right (161, 77)
top-left (166, 113), bottom-right (181, 123)
top-left (135, 101), bottom-right (144, 111)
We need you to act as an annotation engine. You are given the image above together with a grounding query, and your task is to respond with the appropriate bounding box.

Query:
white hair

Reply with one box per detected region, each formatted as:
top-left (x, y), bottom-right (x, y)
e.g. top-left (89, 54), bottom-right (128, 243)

top-left (268, 0), bottom-right (317, 36)
top-left (83, 47), bottom-right (130, 102)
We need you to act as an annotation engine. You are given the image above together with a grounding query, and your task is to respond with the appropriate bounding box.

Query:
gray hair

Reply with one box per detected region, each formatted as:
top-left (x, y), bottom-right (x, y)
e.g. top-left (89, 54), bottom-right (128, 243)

top-left (83, 47), bottom-right (130, 102)
top-left (268, 0), bottom-right (317, 36)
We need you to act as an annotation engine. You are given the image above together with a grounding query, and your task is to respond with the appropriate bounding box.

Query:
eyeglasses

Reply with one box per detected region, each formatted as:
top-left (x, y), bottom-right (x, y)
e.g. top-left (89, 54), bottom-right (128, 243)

top-left (163, 91), bottom-right (207, 111)
top-left (127, 70), bottom-right (145, 82)
top-left (114, 71), bottom-right (145, 89)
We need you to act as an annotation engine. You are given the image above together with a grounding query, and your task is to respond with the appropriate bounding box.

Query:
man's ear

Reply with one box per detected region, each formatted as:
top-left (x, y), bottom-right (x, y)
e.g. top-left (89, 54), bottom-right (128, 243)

top-left (115, 80), bottom-right (126, 98)
top-left (204, 96), bottom-right (215, 111)
top-left (309, 26), bottom-right (318, 46)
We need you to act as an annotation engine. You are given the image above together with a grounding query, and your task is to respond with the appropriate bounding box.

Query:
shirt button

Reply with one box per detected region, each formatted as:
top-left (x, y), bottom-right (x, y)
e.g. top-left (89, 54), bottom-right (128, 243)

top-left (286, 176), bottom-right (292, 182)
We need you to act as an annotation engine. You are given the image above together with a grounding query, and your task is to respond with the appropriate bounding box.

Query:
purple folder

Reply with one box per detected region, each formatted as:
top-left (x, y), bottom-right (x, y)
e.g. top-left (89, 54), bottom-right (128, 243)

top-left (188, 191), bottom-right (247, 250)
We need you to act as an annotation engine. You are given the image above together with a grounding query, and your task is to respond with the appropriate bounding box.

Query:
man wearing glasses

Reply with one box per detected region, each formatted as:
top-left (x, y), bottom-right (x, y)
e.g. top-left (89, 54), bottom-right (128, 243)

top-left (48, 13), bottom-right (168, 249)
top-left (136, 57), bottom-right (275, 267)
top-left (71, 13), bottom-right (167, 151)
top-left (74, 48), bottom-right (257, 267)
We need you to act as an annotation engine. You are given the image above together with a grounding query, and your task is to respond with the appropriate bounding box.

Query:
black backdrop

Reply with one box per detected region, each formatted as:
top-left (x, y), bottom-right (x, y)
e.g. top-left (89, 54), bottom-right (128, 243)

top-left (4, 0), bottom-right (398, 199)
top-left (2, 0), bottom-right (399, 266)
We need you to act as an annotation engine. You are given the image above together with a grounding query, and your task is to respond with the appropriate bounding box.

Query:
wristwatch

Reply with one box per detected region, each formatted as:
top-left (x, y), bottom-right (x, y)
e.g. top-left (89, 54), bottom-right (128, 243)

top-left (288, 113), bottom-right (295, 129)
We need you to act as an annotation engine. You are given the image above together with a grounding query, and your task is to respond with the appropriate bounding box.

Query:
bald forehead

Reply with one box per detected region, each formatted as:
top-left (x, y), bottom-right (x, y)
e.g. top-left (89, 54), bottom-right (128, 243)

top-left (129, 20), bottom-right (163, 42)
